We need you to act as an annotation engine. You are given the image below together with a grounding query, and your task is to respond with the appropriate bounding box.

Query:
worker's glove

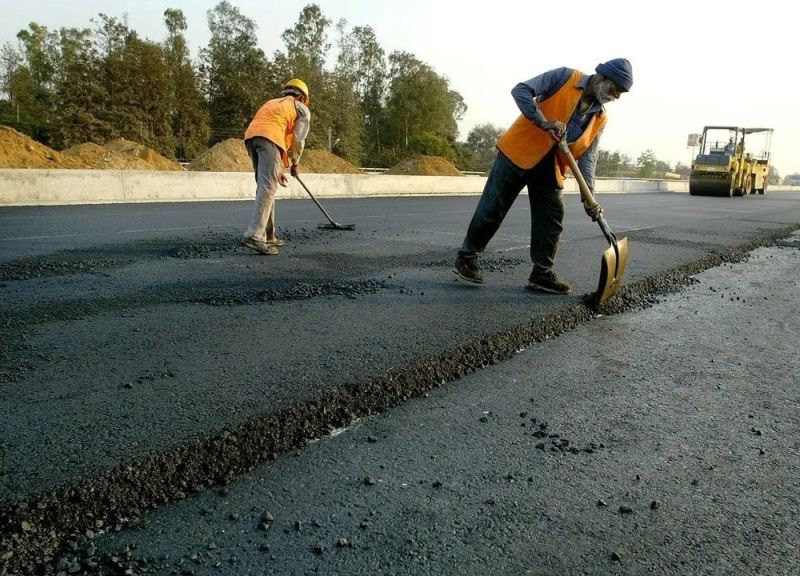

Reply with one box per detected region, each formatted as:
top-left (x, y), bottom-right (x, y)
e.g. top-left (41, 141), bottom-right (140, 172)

top-left (278, 173), bottom-right (289, 187)
top-left (583, 200), bottom-right (603, 222)
top-left (290, 164), bottom-right (299, 178)
top-left (540, 120), bottom-right (566, 142)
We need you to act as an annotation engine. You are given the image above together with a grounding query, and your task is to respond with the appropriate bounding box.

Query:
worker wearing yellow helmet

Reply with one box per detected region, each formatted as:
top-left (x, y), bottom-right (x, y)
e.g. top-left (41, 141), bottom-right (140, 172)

top-left (241, 79), bottom-right (311, 255)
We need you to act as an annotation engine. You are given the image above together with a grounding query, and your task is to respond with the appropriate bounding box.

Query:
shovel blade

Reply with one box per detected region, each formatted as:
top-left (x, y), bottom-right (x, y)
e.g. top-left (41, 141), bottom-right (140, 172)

top-left (596, 236), bottom-right (628, 304)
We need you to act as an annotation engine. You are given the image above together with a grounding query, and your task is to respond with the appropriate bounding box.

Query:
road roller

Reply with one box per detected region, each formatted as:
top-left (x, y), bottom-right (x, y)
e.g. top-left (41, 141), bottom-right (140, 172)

top-left (689, 126), bottom-right (773, 197)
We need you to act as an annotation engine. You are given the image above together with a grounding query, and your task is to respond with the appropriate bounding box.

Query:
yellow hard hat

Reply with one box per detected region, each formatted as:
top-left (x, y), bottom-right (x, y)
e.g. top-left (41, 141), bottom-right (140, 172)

top-left (283, 78), bottom-right (310, 105)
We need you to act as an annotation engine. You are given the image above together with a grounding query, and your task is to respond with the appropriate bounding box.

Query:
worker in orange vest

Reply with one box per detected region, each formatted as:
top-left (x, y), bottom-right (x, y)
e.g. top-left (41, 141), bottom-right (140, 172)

top-left (453, 59), bottom-right (632, 294)
top-left (241, 79), bottom-right (311, 255)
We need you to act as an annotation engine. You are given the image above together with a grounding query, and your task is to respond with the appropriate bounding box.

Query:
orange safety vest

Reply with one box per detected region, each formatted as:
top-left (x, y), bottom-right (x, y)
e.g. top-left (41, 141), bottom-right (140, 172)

top-left (244, 96), bottom-right (298, 167)
top-left (496, 70), bottom-right (606, 186)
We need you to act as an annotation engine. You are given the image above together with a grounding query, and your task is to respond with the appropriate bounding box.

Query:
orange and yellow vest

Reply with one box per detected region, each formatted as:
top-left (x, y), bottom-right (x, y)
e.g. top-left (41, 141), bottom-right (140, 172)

top-left (244, 96), bottom-right (298, 167)
top-left (496, 70), bottom-right (606, 186)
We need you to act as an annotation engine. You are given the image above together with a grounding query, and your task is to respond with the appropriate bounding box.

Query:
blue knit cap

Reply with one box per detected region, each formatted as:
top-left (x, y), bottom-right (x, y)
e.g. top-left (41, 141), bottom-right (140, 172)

top-left (595, 58), bottom-right (633, 92)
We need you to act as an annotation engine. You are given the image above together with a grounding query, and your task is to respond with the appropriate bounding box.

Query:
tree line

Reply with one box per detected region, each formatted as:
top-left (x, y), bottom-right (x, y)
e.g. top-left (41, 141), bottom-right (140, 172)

top-left (0, 1), bottom-right (709, 177)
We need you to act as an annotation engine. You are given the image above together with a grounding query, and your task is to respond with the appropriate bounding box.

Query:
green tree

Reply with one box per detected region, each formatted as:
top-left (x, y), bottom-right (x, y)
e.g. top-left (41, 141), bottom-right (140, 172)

top-left (0, 42), bottom-right (24, 128)
top-left (92, 15), bottom-right (142, 140)
top-left (596, 149), bottom-right (636, 177)
top-left (50, 26), bottom-right (110, 148)
top-left (13, 23), bottom-right (59, 141)
top-left (200, 1), bottom-right (271, 143)
top-left (280, 3), bottom-right (333, 151)
top-left (382, 51), bottom-right (465, 162)
top-left (463, 123), bottom-right (502, 172)
top-left (636, 149), bottom-right (657, 178)
top-left (329, 19), bottom-right (366, 163)
top-left (407, 131), bottom-right (453, 157)
top-left (163, 9), bottom-right (210, 160)
top-left (93, 14), bottom-right (174, 155)
top-left (336, 24), bottom-right (385, 164)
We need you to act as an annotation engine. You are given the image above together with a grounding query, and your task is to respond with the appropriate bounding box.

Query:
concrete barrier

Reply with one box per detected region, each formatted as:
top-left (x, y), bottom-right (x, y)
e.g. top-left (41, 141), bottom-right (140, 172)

top-left (0, 170), bottom-right (493, 206)
top-left (5, 169), bottom-right (793, 207)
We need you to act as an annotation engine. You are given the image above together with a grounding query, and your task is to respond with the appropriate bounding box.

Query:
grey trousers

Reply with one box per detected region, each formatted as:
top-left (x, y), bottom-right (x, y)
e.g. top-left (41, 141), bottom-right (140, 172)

top-left (244, 137), bottom-right (283, 241)
top-left (458, 149), bottom-right (564, 270)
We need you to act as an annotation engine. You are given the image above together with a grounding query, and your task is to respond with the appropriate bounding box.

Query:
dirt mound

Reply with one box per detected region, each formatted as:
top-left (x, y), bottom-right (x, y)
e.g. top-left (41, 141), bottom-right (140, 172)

top-left (299, 149), bottom-right (362, 174)
top-left (104, 138), bottom-right (182, 171)
top-left (188, 138), bottom-right (250, 172)
top-left (187, 142), bottom-right (362, 175)
top-left (0, 125), bottom-right (82, 169)
top-left (0, 126), bottom-right (183, 171)
top-left (385, 155), bottom-right (462, 176)
top-left (62, 142), bottom-right (153, 170)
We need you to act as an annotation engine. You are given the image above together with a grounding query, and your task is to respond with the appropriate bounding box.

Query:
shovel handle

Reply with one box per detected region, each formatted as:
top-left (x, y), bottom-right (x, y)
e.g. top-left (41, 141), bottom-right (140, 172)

top-left (553, 137), bottom-right (619, 246)
top-left (554, 139), bottom-right (599, 210)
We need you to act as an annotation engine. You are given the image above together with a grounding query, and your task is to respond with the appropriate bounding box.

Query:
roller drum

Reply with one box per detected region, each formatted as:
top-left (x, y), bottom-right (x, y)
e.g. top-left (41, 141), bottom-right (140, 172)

top-left (689, 176), bottom-right (733, 197)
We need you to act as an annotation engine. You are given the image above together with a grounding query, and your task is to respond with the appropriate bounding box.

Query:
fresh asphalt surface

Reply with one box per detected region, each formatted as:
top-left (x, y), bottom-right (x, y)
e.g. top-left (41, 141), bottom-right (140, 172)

top-left (1, 190), bottom-right (799, 573)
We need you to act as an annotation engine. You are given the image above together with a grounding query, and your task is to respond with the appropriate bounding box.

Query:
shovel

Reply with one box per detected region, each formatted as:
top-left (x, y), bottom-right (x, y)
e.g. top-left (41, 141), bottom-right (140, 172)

top-left (555, 138), bottom-right (628, 304)
top-left (294, 174), bottom-right (356, 231)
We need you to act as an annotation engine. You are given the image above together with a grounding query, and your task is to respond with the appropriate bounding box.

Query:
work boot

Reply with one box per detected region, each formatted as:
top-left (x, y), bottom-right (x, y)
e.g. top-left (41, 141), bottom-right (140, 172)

top-left (526, 268), bottom-right (572, 294)
top-left (453, 255), bottom-right (484, 284)
top-left (242, 236), bottom-right (279, 255)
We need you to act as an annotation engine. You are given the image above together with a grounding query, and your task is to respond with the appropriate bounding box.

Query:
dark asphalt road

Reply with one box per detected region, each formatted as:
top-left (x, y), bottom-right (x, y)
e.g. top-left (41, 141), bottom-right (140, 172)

top-left (95, 234), bottom-right (800, 576)
top-left (1, 191), bottom-right (799, 572)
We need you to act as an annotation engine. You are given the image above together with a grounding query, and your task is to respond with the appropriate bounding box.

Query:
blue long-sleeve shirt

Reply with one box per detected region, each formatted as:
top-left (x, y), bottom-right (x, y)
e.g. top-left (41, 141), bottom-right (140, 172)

top-left (510, 67), bottom-right (603, 192)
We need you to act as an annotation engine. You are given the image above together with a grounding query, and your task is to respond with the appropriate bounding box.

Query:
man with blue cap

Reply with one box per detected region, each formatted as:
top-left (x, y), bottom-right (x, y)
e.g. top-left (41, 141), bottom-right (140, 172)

top-left (453, 58), bottom-right (633, 294)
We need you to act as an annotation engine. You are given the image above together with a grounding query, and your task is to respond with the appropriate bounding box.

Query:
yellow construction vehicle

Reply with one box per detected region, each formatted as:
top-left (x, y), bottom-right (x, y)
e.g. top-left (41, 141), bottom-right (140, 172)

top-left (689, 126), bottom-right (773, 197)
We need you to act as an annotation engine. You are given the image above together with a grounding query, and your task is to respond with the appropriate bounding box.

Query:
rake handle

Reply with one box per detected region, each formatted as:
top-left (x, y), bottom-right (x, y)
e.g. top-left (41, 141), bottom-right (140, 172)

top-left (294, 174), bottom-right (340, 227)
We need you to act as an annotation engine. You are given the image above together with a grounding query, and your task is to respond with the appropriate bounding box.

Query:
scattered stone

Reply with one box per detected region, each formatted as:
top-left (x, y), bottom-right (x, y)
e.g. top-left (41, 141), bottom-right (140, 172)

top-left (619, 505), bottom-right (634, 515)
top-left (258, 512), bottom-right (274, 530)
top-left (650, 500), bottom-right (660, 510)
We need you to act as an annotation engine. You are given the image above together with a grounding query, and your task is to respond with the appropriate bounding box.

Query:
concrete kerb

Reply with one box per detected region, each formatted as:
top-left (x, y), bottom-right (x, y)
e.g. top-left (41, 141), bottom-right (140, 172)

top-left (3, 170), bottom-right (493, 206)
top-left (7, 169), bottom-right (797, 207)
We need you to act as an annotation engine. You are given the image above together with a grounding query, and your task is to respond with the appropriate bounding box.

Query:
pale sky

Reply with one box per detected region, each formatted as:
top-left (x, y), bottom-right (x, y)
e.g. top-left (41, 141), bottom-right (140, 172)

top-left (2, 0), bottom-right (798, 176)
